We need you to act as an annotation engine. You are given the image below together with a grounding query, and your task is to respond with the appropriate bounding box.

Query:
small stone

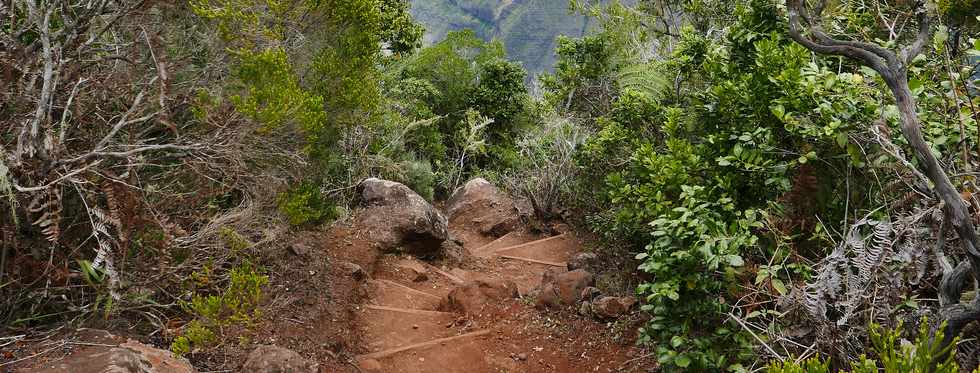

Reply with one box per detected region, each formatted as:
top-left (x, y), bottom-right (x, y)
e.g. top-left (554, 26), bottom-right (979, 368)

top-left (242, 345), bottom-right (316, 373)
top-left (340, 261), bottom-right (368, 281)
top-left (358, 358), bottom-right (383, 373)
top-left (288, 243), bottom-right (312, 257)
top-left (517, 353), bottom-right (528, 361)
top-left (579, 286), bottom-right (601, 302)
top-left (566, 252), bottom-right (599, 272)
top-left (412, 324), bottom-right (419, 329)
top-left (592, 296), bottom-right (632, 319)
top-left (397, 261), bottom-right (429, 282)
top-left (578, 301), bottom-right (592, 316)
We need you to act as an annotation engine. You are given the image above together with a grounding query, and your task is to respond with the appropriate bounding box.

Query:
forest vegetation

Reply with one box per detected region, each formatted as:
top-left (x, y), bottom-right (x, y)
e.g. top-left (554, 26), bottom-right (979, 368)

top-left (2, 0), bottom-right (980, 371)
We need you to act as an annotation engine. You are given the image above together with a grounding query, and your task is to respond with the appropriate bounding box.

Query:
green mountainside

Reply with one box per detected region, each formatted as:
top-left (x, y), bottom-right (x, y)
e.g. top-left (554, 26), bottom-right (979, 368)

top-left (409, 0), bottom-right (594, 75)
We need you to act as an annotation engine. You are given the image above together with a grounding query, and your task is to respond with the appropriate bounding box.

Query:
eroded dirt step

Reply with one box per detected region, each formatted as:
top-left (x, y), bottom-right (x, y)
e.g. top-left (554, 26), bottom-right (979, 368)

top-left (486, 233), bottom-right (580, 264)
top-left (358, 305), bottom-right (464, 353)
top-left (367, 279), bottom-right (442, 310)
top-left (469, 230), bottom-right (546, 257)
top-left (359, 330), bottom-right (494, 373)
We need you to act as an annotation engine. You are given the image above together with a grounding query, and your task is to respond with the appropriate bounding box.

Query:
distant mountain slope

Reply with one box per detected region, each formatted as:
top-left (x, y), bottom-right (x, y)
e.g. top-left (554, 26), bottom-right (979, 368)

top-left (409, 0), bottom-right (594, 75)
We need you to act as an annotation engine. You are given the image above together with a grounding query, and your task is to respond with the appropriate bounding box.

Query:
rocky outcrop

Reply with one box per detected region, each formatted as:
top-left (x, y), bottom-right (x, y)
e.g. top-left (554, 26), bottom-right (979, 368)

top-left (566, 252), bottom-right (600, 272)
top-left (27, 332), bottom-right (195, 373)
top-left (356, 178), bottom-right (451, 257)
top-left (535, 269), bottom-right (594, 309)
top-left (241, 345), bottom-right (316, 373)
top-left (442, 278), bottom-right (519, 315)
top-left (446, 178), bottom-right (520, 238)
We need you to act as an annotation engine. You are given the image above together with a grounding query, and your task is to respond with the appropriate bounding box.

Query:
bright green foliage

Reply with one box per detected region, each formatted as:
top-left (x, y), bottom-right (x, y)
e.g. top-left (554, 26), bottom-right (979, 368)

top-left (231, 48), bottom-right (328, 136)
top-left (277, 183), bottom-right (338, 226)
top-left (767, 321), bottom-right (970, 373)
top-left (170, 320), bottom-right (216, 356)
top-left (173, 262), bottom-right (268, 355)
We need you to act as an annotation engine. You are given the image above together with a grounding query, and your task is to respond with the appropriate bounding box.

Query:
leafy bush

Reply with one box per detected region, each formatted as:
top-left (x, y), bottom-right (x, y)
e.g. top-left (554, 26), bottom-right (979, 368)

top-left (767, 321), bottom-right (971, 373)
top-left (172, 262), bottom-right (268, 355)
top-left (277, 183), bottom-right (338, 226)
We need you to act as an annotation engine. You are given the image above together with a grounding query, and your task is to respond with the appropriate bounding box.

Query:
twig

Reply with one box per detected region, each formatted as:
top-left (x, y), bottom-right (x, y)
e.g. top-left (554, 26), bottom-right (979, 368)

top-left (0, 341), bottom-right (66, 367)
top-left (729, 311), bottom-right (784, 362)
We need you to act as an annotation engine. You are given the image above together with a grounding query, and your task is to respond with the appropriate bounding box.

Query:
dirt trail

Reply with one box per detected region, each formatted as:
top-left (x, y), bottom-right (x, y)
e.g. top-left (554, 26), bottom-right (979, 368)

top-left (354, 217), bottom-right (650, 372)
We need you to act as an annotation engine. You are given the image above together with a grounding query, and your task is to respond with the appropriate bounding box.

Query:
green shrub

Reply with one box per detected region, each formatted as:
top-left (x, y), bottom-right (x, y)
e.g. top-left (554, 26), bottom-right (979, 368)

top-left (172, 262), bottom-right (268, 355)
top-left (277, 183), bottom-right (338, 226)
top-left (767, 321), bottom-right (971, 373)
top-left (170, 320), bottom-right (216, 357)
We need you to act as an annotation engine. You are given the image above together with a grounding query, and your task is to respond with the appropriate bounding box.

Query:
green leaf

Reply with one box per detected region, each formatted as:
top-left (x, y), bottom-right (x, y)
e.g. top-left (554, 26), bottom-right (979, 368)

top-left (675, 354), bottom-right (692, 368)
top-left (671, 335), bottom-right (684, 348)
top-left (771, 278), bottom-right (788, 295)
top-left (727, 255), bottom-right (744, 267)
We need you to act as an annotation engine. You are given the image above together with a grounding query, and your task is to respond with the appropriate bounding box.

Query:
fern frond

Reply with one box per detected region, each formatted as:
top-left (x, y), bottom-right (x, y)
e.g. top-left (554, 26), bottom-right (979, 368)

top-left (617, 63), bottom-right (668, 100)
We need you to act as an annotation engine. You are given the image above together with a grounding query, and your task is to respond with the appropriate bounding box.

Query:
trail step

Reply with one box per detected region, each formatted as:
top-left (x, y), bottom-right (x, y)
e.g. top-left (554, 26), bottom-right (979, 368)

top-left (360, 307), bottom-right (459, 351)
top-left (497, 255), bottom-right (566, 267)
top-left (363, 305), bottom-right (455, 317)
top-left (424, 264), bottom-right (465, 284)
top-left (484, 233), bottom-right (568, 256)
top-left (470, 231), bottom-right (525, 254)
top-left (370, 279), bottom-right (441, 300)
top-left (356, 329), bottom-right (491, 361)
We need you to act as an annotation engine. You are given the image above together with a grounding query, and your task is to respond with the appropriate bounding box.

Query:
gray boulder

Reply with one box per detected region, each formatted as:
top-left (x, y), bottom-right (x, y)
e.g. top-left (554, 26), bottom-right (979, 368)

top-left (445, 178), bottom-right (520, 237)
top-left (356, 178), bottom-right (451, 257)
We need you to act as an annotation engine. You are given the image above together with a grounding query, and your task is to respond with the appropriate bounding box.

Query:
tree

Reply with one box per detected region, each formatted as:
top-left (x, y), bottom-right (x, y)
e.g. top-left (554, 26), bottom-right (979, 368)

top-left (786, 0), bottom-right (980, 352)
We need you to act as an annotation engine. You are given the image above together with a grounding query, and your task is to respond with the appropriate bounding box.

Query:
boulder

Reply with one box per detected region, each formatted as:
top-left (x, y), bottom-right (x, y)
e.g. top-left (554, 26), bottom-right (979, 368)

top-left (535, 269), bottom-right (594, 309)
top-left (446, 178), bottom-right (520, 237)
top-left (566, 253), bottom-right (600, 272)
top-left (355, 178), bottom-right (451, 257)
top-left (592, 296), bottom-right (639, 319)
top-left (241, 345), bottom-right (316, 373)
top-left (442, 278), bottom-right (519, 315)
top-left (28, 335), bottom-right (195, 373)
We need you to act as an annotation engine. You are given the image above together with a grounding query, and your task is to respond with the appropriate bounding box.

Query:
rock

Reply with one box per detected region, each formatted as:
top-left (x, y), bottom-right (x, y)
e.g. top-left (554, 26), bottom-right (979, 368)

top-left (241, 345), bottom-right (316, 373)
top-left (592, 296), bottom-right (639, 319)
top-left (355, 178), bottom-right (451, 257)
top-left (340, 261), bottom-right (368, 281)
top-left (397, 260), bottom-right (429, 282)
top-left (578, 301), bottom-right (593, 317)
top-left (28, 336), bottom-right (195, 373)
top-left (358, 358), bottom-right (383, 373)
top-left (579, 286), bottom-right (602, 302)
top-left (288, 242), bottom-right (312, 257)
top-left (566, 252), bottom-right (600, 272)
top-left (535, 270), bottom-right (594, 309)
top-left (442, 278), bottom-right (519, 314)
top-left (446, 178), bottom-right (520, 237)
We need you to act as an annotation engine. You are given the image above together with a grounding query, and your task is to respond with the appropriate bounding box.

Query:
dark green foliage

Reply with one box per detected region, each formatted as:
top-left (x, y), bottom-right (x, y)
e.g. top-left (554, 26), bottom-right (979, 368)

top-left (394, 29), bottom-right (531, 184)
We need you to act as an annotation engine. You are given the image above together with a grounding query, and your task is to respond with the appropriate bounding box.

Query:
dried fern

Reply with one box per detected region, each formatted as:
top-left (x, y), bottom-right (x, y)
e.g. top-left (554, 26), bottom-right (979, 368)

top-left (0, 159), bottom-right (16, 227)
top-left (28, 188), bottom-right (62, 243)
